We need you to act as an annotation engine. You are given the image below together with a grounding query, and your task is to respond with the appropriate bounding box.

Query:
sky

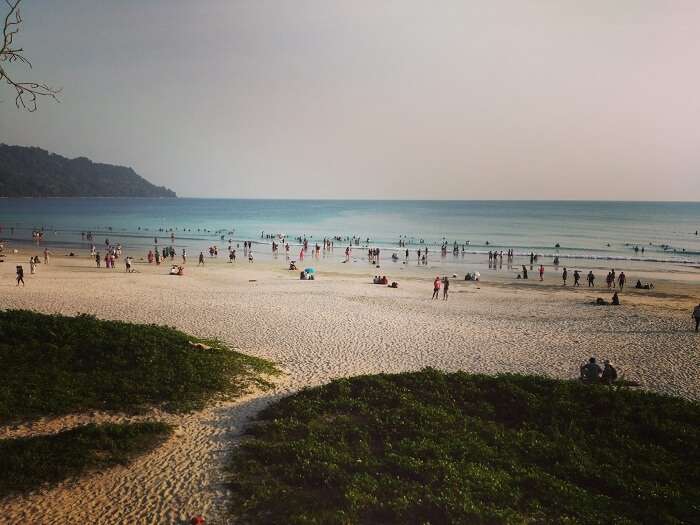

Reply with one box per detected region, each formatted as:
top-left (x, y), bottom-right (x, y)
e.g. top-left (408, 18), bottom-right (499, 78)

top-left (1, 0), bottom-right (700, 200)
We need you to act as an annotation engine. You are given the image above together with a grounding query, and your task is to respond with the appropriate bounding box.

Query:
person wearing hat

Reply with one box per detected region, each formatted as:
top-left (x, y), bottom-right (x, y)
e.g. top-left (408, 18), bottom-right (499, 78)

top-left (601, 360), bottom-right (618, 384)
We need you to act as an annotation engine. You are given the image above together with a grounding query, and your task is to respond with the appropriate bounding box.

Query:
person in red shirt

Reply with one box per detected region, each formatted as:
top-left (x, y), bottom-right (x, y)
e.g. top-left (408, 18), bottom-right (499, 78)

top-left (432, 276), bottom-right (441, 299)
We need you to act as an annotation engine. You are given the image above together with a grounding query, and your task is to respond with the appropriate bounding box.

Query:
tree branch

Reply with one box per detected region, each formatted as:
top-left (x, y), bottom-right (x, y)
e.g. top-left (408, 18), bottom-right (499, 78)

top-left (0, 0), bottom-right (60, 111)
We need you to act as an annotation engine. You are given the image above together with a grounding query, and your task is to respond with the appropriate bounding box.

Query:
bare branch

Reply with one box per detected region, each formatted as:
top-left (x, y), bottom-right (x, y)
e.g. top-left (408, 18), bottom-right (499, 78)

top-left (0, 0), bottom-right (60, 111)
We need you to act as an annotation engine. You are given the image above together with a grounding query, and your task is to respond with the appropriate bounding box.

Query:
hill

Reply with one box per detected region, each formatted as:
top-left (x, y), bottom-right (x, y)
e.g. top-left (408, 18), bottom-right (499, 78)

top-left (0, 144), bottom-right (176, 197)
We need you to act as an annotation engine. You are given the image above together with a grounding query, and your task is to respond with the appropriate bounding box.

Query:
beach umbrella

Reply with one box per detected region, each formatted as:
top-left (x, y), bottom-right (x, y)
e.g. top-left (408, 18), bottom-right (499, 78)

top-left (304, 267), bottom-right (316, 273)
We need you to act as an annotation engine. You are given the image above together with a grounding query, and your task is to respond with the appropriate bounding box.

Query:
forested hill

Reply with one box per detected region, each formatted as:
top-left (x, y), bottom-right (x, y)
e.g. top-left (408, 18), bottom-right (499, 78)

top-left (0, 144), bottom-right (176, 197)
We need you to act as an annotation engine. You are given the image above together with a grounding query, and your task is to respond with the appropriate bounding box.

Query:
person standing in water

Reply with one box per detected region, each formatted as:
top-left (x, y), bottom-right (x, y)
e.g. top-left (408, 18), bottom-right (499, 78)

top-left (539, 265), bottom-right (544, 281)
top-left (432, 276), bottom-right (441, 299)
top-left (562, 267), bottom-right (568, 285)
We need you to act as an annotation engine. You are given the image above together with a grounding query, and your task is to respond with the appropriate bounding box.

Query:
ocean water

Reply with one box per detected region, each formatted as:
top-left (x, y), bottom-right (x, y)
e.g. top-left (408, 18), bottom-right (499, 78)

top-left (0, 198), bottom-right (698, 264)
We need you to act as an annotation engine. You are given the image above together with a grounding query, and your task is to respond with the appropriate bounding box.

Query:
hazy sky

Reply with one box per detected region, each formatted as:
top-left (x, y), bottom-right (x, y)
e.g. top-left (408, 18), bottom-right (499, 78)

top-left (2, 1), bottom-right (700, 199)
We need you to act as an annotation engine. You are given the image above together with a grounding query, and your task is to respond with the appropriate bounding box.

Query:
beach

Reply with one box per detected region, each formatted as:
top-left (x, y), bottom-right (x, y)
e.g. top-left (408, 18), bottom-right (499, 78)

top-left (1, 249), bottom-right (699, 524)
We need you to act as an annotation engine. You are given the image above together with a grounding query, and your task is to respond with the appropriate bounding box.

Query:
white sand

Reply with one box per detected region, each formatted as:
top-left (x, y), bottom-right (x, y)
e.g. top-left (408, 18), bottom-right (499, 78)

top-left (1, 252), bottom-right (699, 524)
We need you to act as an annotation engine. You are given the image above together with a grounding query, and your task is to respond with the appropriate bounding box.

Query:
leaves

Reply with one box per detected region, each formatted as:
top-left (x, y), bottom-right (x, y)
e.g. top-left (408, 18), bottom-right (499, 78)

top-left (229, 370), bottom-right (700, 524)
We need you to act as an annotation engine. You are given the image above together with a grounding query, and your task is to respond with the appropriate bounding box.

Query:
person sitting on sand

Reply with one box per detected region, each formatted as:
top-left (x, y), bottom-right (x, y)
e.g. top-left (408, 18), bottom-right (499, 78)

top-left (611, 292), bottom-right (620, 305)
top-left (601, 360), bottom-right (618, 384)
top-left (289, 261), bottom-right (297, 271)
top-left (580, 357), bottom-right (602, 382)
top-left (693, 303), bottom-right (700, 332)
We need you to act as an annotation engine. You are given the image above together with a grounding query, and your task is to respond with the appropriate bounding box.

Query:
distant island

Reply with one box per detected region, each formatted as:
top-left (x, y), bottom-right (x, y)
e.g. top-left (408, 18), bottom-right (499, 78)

top-left (0, 144), bottom-right (176, 197)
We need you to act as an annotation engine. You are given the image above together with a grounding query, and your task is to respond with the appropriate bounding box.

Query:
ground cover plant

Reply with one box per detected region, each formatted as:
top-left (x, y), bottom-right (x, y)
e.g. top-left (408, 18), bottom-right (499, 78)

top-left (0, 422), bottom-right (171, 497)
top-left (229, 368), bottom-right (700, 524)
top-left (0, 309), bottom-right (278, 421)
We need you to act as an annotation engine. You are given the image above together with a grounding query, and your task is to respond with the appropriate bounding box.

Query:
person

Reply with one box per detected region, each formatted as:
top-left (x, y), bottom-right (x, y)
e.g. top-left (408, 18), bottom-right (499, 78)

top-left (432, 276), bottom-right (441, 299)
top-left (587, 270), bottom-right (595, 287)
top-left (29, 257), bottom-right (36, 274)
top-left (521, 265), bottom-right (528, 279)
top-left (443, 276), bottom-right (450, 300)
top-left (573, 270), bottom-right (580, 287)
top-left (182, 249), bottom-right (187, 264)
top-left (539, 265), bottom-right (544, 281)
top-left (16, 265), bottom-right (24, 286)
top-left (198, 252), bottom-right (205, 265)
top-left (125, 256), bottom-right (132, 273)
top-left (580, 357), bottom-right (602, 382)
top-left (43, 248), bottom-right (51, 265)
top-left (618, 271), bottom-right (626, 290)
top-left (611, 292), bottom-right (620, 305)
top-left (693, 303), bottom-right (700, 332)
top-left (601, 360), bottom-right (618, 385)
top-left (562, 267), bottom-right (568, 285)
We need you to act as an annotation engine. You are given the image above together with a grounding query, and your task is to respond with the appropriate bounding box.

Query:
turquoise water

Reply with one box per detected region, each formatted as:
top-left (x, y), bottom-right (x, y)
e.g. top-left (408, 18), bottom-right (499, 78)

top-left (0, 199), bottom-right (698, 264)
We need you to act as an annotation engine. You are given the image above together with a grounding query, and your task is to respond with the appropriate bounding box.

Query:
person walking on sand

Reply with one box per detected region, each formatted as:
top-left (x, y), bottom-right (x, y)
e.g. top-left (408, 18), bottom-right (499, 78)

top-left (587, 271), bottom-right (595, 287)
top-left (198, 252), bottom-right (205, 265)
top-left (539, 265), bottom-right (544, 281)
top-left (29, 257), bottom-right (36, 275)
top-left (618, 271), bottom-right (626, 291)
top-left (562, 267), bottom-right (568, 286)
top-left (693, 303), bottom-right (700, 332)
top-left (443, 276), bottom-right (450, 300)
top-left (573, 270), bottom-right (581, 287)
top-left (43, 248), bottom-right (51, 265)
top-left (432, 276), bottom-right (441, 299)
top-left (16, 265), bottom-right (24, 286)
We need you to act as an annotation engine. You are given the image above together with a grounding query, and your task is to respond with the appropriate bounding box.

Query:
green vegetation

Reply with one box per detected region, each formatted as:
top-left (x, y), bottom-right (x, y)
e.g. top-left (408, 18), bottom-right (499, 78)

top-left (229, 369), bottom-right (700, 524)
top-left (0, 144), bottom-right (176, 197)
top-left (0, 310), bottom-right (278, 421)
top-left (0, 422), bottom-right (171, 497)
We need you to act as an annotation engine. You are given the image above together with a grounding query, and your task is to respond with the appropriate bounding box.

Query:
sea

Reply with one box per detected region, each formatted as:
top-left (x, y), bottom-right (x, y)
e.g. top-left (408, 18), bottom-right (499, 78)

top-left (0, 199), bottom-right (699, 266)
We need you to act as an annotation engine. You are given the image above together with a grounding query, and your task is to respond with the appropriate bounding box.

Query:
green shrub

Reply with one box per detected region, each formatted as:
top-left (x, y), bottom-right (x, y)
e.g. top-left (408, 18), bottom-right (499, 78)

top-left (229, 369), bottom-right (700, 524)
top-left (0, 310), bottom-right (278, 420)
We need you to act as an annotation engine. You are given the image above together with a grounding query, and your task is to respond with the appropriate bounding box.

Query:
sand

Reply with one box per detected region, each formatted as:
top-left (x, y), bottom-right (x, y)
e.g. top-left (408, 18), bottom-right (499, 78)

top-left (1, 250), bottom-right (699, 524)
